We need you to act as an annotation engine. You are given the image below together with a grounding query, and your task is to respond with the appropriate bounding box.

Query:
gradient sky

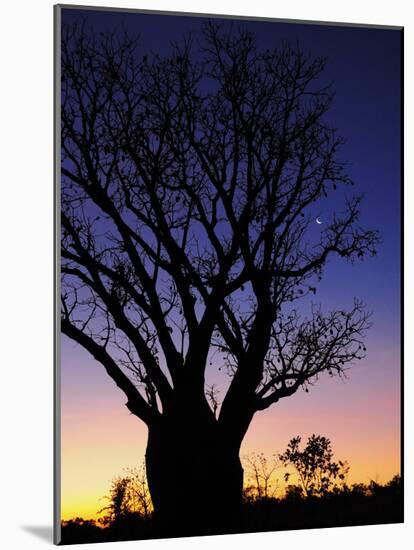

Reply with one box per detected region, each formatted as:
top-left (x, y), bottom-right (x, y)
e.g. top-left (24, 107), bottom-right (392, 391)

top-left (60, 7), bottom-right (402, 521)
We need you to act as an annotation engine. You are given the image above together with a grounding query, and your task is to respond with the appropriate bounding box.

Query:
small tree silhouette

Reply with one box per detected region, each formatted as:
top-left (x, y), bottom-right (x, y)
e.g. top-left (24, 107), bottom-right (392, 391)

top-left (98, 477), bottom-right (131, 526)
top-left (243, 452), bottom-right (279, 501)
top-left (124, 463), bottom-right (154, 520)
top-left (99, 464), bottom-right (154, 525)
top-left (279, 434), bottom-right (349, 497)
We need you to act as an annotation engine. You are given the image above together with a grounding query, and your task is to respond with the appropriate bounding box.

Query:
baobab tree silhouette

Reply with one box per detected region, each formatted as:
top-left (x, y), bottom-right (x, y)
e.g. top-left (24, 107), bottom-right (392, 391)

top-left (60, 20), bottom-right (378, 535)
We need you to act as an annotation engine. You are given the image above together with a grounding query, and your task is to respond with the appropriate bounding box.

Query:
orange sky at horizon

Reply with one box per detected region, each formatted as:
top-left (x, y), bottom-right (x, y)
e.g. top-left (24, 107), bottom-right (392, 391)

top-left (61, 341), bottom-right (401, 521)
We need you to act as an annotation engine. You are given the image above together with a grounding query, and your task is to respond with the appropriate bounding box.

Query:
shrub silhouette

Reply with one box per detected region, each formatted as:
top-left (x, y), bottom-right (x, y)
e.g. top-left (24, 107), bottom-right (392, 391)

top-left (98, 477), bottom-right (131, 526)
top-left (98, 464), bottom-right (154, 527)
top-left (279, 434), bottom-right (349, 497)
top-left (243, 452), bottom-right (279, 501)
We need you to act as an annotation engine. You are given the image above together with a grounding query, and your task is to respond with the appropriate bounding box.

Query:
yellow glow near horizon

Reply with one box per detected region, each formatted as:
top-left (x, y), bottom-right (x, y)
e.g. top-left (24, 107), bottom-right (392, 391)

top-left (61, 366), bottom-right (400, 521)
top-left (60, 328), bottom-right (401, 522)
top-left (61, 393), bottom-right (148, 520)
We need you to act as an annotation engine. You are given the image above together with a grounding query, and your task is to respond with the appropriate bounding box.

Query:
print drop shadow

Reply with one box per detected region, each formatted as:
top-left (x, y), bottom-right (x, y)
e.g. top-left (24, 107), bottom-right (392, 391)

top-left (21, 525), bottom-right (53, 543)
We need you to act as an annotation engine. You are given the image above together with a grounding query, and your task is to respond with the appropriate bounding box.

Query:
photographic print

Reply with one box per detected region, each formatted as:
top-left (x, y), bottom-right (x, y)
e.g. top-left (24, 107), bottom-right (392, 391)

top-left (55, 5), bottom-right (403, 545)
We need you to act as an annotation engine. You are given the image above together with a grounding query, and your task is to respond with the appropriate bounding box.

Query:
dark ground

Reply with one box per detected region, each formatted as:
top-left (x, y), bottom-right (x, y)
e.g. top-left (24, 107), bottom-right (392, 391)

top-left (60, 481), bottom-right (403, 545)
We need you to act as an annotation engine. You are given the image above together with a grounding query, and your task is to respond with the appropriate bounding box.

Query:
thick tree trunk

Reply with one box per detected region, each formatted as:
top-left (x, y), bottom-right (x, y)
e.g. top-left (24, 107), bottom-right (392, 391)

top-left (145, 410), bottom-right (244, 537)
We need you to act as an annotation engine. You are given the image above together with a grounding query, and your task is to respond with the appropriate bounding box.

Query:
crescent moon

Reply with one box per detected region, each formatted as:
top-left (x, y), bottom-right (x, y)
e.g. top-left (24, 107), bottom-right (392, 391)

top-left (316, 217), bottom-right (322, 225)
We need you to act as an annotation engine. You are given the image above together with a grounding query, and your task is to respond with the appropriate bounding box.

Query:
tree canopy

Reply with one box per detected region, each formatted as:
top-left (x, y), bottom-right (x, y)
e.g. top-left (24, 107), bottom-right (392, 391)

top-left (61, 21), bottom-right (378, 443)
